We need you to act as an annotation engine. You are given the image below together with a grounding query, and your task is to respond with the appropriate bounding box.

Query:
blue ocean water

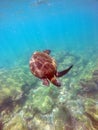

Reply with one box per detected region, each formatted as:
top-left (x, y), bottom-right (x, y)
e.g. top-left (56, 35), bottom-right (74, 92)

top-left (0, 0), bottom-right (98, 68)
top-left (0, 1), bottom-right (98, 129)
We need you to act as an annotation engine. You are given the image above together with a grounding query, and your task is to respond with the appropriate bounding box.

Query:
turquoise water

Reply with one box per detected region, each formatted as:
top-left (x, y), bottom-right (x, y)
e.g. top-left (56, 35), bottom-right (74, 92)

top-left (0, 0), bottom-right (98, 130)
top-left (0, 0), bottom-right (98, 68)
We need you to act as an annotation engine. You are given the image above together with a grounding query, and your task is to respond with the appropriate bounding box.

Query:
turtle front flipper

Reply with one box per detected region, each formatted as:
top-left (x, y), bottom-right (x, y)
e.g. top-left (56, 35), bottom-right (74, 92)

top-left (49, 76), bottom-right (61, 87)
top-left (56, 65), bottom-right (73, 77)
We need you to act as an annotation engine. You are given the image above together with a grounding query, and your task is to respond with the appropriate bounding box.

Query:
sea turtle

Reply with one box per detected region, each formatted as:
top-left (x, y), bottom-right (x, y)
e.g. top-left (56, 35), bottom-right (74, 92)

top-left (29, 50), bottom-right (73, 87)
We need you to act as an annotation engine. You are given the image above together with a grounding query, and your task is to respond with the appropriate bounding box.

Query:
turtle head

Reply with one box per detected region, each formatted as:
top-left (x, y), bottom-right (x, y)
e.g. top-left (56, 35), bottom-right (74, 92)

top-left (49, 76), bottom-right (61, 87)
top-left (43, 49), bottom-right (51, 55)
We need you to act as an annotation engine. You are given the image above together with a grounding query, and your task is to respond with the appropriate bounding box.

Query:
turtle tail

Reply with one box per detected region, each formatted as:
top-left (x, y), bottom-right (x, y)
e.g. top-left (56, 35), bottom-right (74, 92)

top-left (56, 65), bottom-right (73, 77)
top-left (50, 76), bottom-right (61, 87)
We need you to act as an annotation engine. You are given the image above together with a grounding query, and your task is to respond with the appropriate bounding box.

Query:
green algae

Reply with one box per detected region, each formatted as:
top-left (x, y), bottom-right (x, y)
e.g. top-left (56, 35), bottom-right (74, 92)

top-left (26, 86), bottom-right (57, 114)
top-left (0, 64), bottom-right (37, 105)
top-left (0, 50), bottom-right (98, 130)
top-left (3, 115), bottom-right (28, 130)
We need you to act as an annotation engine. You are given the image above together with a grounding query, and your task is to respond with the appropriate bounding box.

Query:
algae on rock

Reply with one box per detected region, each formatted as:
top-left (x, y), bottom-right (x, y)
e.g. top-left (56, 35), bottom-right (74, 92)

top-left (3, 115), bottom-right (28, 130)
top-left (27, 86), bottom-right (56, 114)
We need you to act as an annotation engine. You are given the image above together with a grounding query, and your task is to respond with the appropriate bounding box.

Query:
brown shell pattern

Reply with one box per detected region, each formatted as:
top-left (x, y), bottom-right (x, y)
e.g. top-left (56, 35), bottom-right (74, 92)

top-left (30, 52), bottom-right (57, 79)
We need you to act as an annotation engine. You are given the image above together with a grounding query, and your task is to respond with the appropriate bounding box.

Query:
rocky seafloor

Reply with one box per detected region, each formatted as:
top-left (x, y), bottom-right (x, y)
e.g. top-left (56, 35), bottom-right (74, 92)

top-left (0, 49), bottom-right (98, 130)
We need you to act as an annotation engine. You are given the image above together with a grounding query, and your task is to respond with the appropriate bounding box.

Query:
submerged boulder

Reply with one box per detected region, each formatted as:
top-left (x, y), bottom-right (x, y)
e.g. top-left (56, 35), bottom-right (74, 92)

top-left (84, 102), bottom-right (98, 130)
top-left (3, 115), bottom-right (27, 130)
top-left (92, 69), bottom-right (98, 85)
top-left (79, 78), bottom-right (98, 97)
top-left (26, 86), bottom-right (56, 114)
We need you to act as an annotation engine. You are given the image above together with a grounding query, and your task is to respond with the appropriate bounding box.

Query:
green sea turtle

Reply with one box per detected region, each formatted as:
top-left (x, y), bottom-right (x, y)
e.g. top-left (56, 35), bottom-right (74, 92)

top-left (29, 50), bottom-right (73, 87)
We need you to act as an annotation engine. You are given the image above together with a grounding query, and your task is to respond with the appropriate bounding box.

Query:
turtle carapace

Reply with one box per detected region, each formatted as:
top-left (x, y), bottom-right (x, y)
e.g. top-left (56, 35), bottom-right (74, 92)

top-left (29, 50), bottom-right (73, 87)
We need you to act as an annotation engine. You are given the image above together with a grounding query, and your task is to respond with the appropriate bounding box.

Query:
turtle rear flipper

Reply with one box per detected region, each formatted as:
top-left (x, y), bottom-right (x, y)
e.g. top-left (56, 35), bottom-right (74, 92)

top-left (42, 79), bottom-right (50, 86)
top-left (50, 76), bottom-right (61, 87)
top-left (56, 65), bottom-right (73, 77)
